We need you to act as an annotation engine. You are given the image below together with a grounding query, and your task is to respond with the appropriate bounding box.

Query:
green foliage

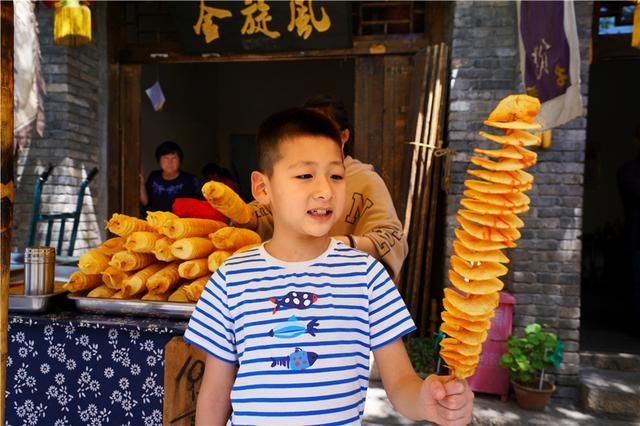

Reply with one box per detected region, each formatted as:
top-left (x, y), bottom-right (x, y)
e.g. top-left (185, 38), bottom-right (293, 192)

top-left (406, 336), bottom-right (436, 375)
top-left (499, 323), bottom-right (565, 387)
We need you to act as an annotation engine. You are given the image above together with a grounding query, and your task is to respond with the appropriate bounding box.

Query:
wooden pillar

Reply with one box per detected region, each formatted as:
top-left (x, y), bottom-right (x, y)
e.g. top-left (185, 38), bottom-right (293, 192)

top-left (0, 2), bottom-right (14, 423)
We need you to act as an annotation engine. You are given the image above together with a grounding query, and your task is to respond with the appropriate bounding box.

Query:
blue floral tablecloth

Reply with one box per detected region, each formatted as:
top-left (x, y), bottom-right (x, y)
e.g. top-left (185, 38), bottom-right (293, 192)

top-left (5, 312), bottom-right (187, 426)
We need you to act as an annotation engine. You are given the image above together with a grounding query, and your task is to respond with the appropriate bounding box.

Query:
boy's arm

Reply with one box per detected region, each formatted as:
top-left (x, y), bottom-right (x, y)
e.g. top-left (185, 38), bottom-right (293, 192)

top-left (374, 339), bottom-right (474, 426)
top-left (196, 354), bottom-right (237, 425)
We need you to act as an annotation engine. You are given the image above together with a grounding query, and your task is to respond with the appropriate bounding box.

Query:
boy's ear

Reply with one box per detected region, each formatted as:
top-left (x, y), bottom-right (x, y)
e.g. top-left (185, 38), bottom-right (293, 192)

top-left (251, 171), bottom-right (270, 205)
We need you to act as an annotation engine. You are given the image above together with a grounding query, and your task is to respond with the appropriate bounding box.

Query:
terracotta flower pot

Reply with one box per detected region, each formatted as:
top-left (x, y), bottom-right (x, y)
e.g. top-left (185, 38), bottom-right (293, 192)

top-left (511, 380), bottom-right (556, 411)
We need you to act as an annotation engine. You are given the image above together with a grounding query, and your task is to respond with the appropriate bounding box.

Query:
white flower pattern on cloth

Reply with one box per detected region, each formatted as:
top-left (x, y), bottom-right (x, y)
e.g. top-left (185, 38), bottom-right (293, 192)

top-left (5, 315), bottom-right (181, 426)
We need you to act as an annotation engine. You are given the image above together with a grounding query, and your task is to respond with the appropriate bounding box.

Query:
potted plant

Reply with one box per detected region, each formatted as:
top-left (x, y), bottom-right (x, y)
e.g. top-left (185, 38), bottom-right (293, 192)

top-left (499, 323), bottom-right (565, 410)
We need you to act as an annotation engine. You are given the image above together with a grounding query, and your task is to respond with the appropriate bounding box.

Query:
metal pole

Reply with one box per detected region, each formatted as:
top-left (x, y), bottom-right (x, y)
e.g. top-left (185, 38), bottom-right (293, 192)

top-left (0, 2), bottom-right (15, 423)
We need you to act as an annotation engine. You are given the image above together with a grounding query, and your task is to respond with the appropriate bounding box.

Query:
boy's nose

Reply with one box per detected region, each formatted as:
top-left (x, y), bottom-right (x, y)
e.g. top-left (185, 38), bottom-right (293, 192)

top-left (312, 177), bottom-right (333, 200)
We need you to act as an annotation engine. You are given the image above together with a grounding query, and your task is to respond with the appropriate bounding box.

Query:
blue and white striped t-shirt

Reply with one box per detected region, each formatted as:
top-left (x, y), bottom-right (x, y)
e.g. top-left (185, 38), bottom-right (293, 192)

top-left (183, 239), bottom-right (416, 425)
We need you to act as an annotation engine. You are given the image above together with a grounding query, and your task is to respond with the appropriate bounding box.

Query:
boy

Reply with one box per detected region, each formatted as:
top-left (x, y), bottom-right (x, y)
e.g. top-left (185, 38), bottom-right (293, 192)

top-left (184, 108), bottom-right (474, 425)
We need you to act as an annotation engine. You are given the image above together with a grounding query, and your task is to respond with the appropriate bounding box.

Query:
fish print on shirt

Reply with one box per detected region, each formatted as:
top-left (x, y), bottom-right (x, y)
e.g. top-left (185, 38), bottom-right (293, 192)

top-left (269, 291), bottom-right (318, 314)
top-left (270, 348), bottom-right (319, 370)
top-left (268, 316), bottom-right (319, 338)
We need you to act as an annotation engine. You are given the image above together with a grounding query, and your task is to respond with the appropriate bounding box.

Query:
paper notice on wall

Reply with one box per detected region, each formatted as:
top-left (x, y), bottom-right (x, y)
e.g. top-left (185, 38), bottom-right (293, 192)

top-left (145, 80), bottom-right (166, 112)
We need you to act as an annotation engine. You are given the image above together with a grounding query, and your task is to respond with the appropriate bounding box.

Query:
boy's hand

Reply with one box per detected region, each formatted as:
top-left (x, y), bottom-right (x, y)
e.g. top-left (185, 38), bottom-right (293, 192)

top-left (421, 375), bottom-right (474, 426)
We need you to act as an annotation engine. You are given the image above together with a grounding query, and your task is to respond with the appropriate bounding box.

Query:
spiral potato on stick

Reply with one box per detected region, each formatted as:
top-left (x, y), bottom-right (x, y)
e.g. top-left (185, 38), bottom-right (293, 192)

top-left (439, 94), bottom-right (541, 379)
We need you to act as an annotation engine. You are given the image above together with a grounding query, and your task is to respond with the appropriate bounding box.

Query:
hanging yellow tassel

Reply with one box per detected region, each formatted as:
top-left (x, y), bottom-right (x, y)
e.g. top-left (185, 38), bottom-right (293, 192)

top-left (54, 0), bottom-right (92, 46)
top-left (632, 1), bottom-right (640, 49)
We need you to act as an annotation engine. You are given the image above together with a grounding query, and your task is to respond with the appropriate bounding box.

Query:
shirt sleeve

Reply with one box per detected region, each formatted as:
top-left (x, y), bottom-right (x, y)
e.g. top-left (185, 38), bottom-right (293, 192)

top-left (367, 258), bottom-right (416, 350)
top-left (353, 171), bottom-right (408, 283)
top-left (183, 268), bottom-right (237, 364)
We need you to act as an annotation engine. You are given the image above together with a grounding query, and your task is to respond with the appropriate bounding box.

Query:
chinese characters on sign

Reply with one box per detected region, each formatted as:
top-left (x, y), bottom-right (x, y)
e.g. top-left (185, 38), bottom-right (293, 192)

top-left (519, 1), bottom-right (571, 102)
top-left (518, 0), bottom-right (583, 129)
top-left (193, 0), bottom-right (232, 43)
top-left (194, 0), bottom-right (331, 44)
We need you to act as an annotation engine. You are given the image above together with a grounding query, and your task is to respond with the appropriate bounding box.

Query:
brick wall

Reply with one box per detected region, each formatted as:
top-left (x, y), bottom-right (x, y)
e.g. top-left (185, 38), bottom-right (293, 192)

top-left (446, 1), bottom-right (592, 400)
top-left (13, 3), bottom-right (108, 256)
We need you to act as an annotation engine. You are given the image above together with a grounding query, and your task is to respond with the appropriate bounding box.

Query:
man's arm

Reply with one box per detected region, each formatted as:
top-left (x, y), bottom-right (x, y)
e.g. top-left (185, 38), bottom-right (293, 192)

top-left (140, 172), bottom-right (149, 207)
top-left (196, 354), bottom-right (237, 425)
top-left (374, 339), bottom-right (474, 425)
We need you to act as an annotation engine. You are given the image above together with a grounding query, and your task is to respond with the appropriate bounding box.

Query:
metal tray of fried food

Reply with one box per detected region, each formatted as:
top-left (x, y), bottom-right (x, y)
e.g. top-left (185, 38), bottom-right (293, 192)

top-left (9, 292), bottom-right (65, 313)
top-left (68, 295), bottom-right (195, 319)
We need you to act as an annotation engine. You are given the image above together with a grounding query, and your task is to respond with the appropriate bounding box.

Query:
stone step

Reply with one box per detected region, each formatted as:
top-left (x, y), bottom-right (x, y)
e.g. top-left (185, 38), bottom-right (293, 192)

top-left (581, 351), bottom-right (640, 372)
top-left (578, 367), bottom-right (640, 420)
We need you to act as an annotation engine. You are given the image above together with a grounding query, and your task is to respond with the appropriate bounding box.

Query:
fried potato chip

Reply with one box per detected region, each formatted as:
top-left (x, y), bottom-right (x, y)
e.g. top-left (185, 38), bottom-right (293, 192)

top-left (441, 310), bottom-right (492, 333)
top-left (486, 94), bottom-right (541, 124)
top-left (440, 360), bottom-right (477, 379)
top-left (467, 168), bottom-right (534, 186)
top-left (454, 228), bottom-right (516, 251)
top-left (464, 179), bottom-right (524, 195)
top-left (512, 145), bottom-right (537, 162)
top-left (450, 256), bottom-right (508, 281)
top-left (463, 189), bottom-right (530, 208)
top-left (458, 209), bottom-right (524, 229)
top-left (444, 288), bottom-right (499, 316)
top-left (484, 120), bottom-right (543, 130)
top-left (474, 145), bottom-right (524, 160)
top-left (471, 156), bottom-right (535, 171)
top-left (457, 216), bottom-right (521, 242)
top-left (448, 269), bottom-right (504, 295)
top-left (479, 130), bottom-right (541, 147)
top-left (440, 322), bottom-right (487, 345)
top-left (439, 349), bottom-right (480, 366)
top-left (453, 240), bottom-right (509, 264)
top-left (440, 337), bottom-right (482, 356)
top-left (460, 198), bottom-right (529, 215)
top-left (443, 298), bottom-right (495, 322)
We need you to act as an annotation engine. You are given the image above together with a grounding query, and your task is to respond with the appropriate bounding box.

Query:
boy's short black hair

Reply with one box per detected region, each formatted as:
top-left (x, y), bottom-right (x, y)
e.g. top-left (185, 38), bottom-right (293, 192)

top-left (155, 141), bottom-right (183, 162)
top-left (303, 95), bottom-right (354, 157)
top-left (256, 107), bottom-right (342, 176)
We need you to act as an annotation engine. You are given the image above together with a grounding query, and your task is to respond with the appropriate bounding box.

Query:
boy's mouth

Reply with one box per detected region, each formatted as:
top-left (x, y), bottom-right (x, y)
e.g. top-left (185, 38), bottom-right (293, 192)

top-left (308, 208), bottom-right (332, 216)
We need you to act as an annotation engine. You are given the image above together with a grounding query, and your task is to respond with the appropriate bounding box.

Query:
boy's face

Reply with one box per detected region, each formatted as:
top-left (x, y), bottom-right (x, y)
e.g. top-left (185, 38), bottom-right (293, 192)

top-left (159, 153), bottom-right (180, 175)
top-left (253, 135), bottom-right (346, 240)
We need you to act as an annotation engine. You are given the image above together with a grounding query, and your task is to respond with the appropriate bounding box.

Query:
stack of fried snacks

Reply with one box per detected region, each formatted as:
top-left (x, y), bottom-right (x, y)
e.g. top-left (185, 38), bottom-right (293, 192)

top-left (106, 213), bottom-right (155, 237)
top-left (98, 237), bottom-right (126, 254)
top-left (182, 276), bottom-right (209, 301)
top-left (162, 218), bottom-right (226, 239)
top-left (153, 236), bottom-right (177, 262)
top-left (439, 94), bottom-right (541, 379)
top-left (64, 271), bottom-right (102, 293)
top-left (208, 250), bottom-right (232, 272)
top-left (209, 227), bottom-right (261, 251)
top-left (146, 211), bottom-right (178, 231)
top-left (109, 251), bottom-right (156, 271)
top-left (178, 258), bottom-right (210, 279)
top-left (121, 263), bottom-right (166, 298)
top-left (101, 266), bottom-right (130, 290)
top-left (78, 249), bottom-right (110, 275)
top-left (125, 231), bottom-right (163, 253)
top-left (87, 285), bottom-right (118, 298)
top-left (202, 181), bottom-right (254, 224)
top-left (170, 237), bottom-right (215, 260)
top-left (146, 262), bottom-right (181, 294)
top-left (68, 211), bottom-right (262, 303)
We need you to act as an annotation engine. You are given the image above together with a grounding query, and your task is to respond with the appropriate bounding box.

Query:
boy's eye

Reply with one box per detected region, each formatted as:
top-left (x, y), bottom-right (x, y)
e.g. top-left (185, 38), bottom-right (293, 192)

top-left (331, 174), bottom-right (344, 181)
top-left (296, 174), bottom-right (313, 180)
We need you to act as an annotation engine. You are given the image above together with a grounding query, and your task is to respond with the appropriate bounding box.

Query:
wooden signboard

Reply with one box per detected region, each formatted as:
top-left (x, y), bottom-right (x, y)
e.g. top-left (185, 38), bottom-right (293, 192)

top-left (163, 337), bottom-right (207, 426)
top-left (170, 0), bottom-right (352, 54)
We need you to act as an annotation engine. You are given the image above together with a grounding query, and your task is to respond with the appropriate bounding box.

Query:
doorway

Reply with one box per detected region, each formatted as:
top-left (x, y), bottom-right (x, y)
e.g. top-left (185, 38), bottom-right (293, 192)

top-left (140, 59), bottom-right (355, 202)
top-left (580, 2), bottom-right (640, 353)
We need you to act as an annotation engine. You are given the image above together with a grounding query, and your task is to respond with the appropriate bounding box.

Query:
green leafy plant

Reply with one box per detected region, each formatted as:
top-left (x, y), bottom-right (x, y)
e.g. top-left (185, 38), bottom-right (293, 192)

top-left (499, 323), bottom-right (564, 389)
top-left (405, 336), bottom-right (436, 375)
